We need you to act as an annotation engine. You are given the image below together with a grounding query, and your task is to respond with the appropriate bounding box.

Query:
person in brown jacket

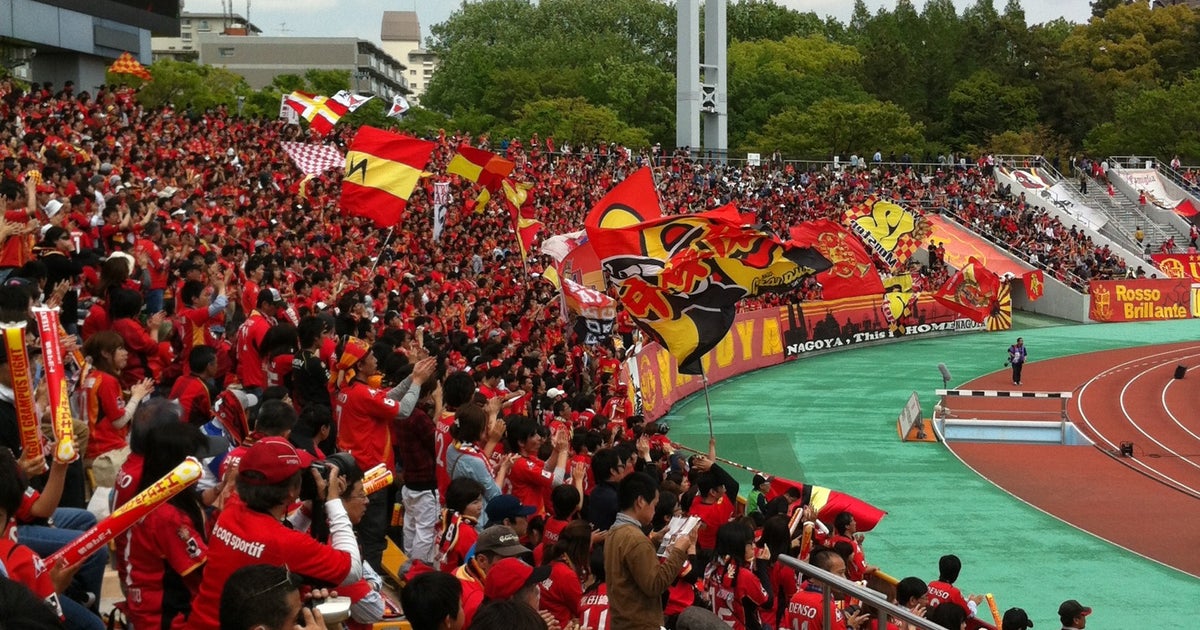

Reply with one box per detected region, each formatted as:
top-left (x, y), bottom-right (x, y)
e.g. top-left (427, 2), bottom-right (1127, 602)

top-left (603, 472), bottom-right (696, 630)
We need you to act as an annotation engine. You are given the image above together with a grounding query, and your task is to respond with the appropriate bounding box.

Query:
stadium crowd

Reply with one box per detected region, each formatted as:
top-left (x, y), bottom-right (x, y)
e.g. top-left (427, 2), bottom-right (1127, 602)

top-left (0, 79), bottom-right (1094, 630)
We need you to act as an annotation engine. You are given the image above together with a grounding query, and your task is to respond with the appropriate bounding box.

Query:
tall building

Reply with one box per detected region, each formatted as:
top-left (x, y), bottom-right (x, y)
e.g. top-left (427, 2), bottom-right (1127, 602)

top-left (152, 11), bottom-right (262, 62)
top-left (0, 0), bottom-right (179, 87)
top-left (379, 11), bottom-right (437, 106)
top-left (195, 35), bottom-right (409, 98)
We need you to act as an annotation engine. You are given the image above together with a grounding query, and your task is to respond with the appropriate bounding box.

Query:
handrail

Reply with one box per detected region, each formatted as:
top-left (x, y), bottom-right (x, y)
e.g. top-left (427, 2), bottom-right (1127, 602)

top-left (777, 554), bottom-right (952, 630)
top-left (934, 208), bottom-right (1090, 292)
top-left (994, 154), bottom-right (1066, 182)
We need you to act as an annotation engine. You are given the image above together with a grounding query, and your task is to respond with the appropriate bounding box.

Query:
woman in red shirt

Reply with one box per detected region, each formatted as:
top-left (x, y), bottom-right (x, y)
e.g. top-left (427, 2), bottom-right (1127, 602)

top-left (81, 331), bottom-right (154, 486)
top-left (108, 287), bottom-right (165, 388)
top-left (703, 521), bottom-right (772, 630)
top-left (435, 477), bottom-right (484, 573)
top-left (538, 519), bottom-right (590, 628)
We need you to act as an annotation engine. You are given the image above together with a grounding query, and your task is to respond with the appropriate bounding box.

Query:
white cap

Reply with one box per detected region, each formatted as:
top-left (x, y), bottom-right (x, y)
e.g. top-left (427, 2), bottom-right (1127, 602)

top-left (546, 387), bottom-right (566, 399)
top-left (231, 390), bottom-right (259, 410)
top-left (44, 200), bottom-right (63, 218)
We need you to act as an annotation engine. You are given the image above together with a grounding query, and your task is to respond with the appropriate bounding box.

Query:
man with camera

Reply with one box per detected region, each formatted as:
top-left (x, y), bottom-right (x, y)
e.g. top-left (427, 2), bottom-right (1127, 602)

top-left (188, 438), bottom-right (363, 630)
top-left (1007, 337), bottom-right (1028, 385)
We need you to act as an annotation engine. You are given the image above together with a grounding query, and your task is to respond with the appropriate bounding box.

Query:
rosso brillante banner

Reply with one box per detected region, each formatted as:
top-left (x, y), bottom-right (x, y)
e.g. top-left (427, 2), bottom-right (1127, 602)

top-left (1088, 278), bottom-right (1192, 322)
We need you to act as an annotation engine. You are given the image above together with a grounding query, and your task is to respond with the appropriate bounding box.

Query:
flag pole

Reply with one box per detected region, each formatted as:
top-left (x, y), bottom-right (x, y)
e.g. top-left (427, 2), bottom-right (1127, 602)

top-left (371, 226), bottom-right (395, 274)
top-left (700, 363), bottom-right (714, 440)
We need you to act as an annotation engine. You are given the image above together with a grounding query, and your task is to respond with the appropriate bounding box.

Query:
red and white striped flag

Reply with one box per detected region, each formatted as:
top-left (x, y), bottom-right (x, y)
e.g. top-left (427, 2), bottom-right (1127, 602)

top-left (282, 142), bottom-right (345, 176)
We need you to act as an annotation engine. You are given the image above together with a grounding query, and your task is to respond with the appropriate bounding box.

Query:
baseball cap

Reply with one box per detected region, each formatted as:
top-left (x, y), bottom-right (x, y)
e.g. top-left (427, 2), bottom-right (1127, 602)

top-left (43, 199), bottom-right (63, 218)
top-left (482, 558), bottom-right (551, 601)
top-left (238, 437), bottom-right (312, 485)
top-left (752, 473), bottom-right (770, 488)
top-left (474, 525), bottom-right (530, 557)
top-left (484, 494), bottom-right (536, 524)
top-left (1057, 600), bottom-right (1091, 620)
top-left (546, 387), bottom-right (566, 399)
top-left (259, 287), bottom-right (287, 306)
top-left (1002, 607), bottom-right (1034, 629)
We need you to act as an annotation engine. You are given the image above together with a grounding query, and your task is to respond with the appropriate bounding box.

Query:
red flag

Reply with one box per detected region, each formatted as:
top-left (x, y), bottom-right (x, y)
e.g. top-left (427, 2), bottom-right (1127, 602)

top-left (284, 91), bottom-right (350, 136)
top-left (932, 257), bottom-right (1002, 323)
top-left (789, 219), bottom-right (884, 300)
top-left (340, 126), bottom-right (436, 228)
top-left (107, 52), bottom-right (152, 81)
top-left (448, 145), bottom-right (515, 209)
top-left (767, 477), bottom-right (887, 533)
top-left (1023, 269), bottom-right (1045, 301)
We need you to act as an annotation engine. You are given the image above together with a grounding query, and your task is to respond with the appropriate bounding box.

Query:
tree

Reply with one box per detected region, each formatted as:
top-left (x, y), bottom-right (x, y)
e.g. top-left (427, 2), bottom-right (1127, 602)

top-left (726, 0), bottom-right (827, 42)
top-left (727, 36), bottom-right (869, 150)
top-left (747, 98), bottom-right (924, 159)
top-left (1090, 0), bottom-right (1126, 20)
top-left (130, 59), bottom-right (252, 111)
top-left (1085, 70), bottom-right (1200, 161)
top-left (511, 97), bottom-right (650, 147)
top-left (946, 70), bottom-right (1039, 150)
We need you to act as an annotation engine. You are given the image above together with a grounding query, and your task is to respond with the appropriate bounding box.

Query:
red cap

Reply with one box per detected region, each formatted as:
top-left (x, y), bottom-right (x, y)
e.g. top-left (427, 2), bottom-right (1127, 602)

top-left (482, 558), bottom-right (551, 601)
top-left (238, 437), bottom-right (311, 485)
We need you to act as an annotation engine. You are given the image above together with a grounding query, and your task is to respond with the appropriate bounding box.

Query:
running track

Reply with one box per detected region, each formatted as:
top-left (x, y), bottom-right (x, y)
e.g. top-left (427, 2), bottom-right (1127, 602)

top-left (947, 341), bottom-right (1200, 577)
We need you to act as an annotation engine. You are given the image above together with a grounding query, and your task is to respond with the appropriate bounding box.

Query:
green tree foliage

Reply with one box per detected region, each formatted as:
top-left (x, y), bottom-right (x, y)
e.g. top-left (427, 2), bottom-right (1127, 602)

top-left (946, 70), bottom-right (1038, 149)
top-left (727, 36), bottom-right (868, 150)
top-left (129, 59), bottom-right (252, 111)
top-left (1085, 70), bottom-right (1200, 160)
top-left (726, 0), bottom-right (828, 42)
top-left (748, 98), bottom-right (924, 159)
top-left (511, 97), bottom-right (650, 147)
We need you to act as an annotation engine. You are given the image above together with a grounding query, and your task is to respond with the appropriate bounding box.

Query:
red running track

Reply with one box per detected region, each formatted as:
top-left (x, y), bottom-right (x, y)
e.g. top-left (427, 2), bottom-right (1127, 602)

top-left (947, 342), bottom-right (1200, 577)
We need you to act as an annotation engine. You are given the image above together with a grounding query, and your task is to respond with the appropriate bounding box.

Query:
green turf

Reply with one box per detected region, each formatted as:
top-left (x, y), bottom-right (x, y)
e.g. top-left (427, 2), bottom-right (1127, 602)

top-left (663, 315), bottom-right (1200, 629)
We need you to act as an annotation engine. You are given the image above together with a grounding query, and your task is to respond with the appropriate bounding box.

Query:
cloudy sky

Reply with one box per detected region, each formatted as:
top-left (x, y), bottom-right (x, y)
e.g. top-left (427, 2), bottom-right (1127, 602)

top-left (183, 0), bottom-right (1093, 43)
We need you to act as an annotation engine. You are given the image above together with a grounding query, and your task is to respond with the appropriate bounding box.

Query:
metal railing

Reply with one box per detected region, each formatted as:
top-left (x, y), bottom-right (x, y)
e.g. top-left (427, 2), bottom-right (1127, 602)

top-left (777, 554), bottom-right (967, 630)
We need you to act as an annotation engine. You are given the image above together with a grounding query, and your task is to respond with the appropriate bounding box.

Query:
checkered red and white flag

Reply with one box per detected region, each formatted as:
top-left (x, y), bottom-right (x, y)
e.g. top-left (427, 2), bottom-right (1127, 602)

top-left (282, 142), bottom-right (345, 177)
top-left (108, 52), bottom-right (152, 81)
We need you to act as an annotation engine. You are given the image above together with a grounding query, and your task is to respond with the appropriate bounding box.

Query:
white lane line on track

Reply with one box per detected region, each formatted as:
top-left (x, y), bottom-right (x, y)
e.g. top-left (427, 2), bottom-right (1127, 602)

top-left (1075, 345), bottom-right (1200, 496)
top-left (1162, 370), bottom-right (1200, 445)
top-left (1119, 354), bottom-right (1200, 479)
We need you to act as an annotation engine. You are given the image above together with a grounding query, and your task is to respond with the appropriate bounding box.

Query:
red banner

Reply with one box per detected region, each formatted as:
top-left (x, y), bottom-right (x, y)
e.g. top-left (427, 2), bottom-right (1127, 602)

top-left (926, 215), bottom-right (1031, 278)
top-left (1088, 278), bottom-right (1192, 322)
top-left (1150, 253), bottom-right (1200, 282)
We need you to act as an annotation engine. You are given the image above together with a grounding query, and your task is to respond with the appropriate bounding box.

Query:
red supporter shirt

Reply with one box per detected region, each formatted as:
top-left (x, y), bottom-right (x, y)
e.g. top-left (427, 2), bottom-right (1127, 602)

top-left (234, 311), bottom-right (271, 388)
top-left (761, 560), bottom-right (799, 628)
top-left (579, 584), bottom-right (610, 630)
top-left (134, 240), bottom-right (168, 289)
top-left (690, 496), bottom-right (734, 550)
top-left (829, 534), bottom-right (867, 582)
top-left (507, 454), bottom-right (553, 515)
top-left (783, 586), bottom-right (848, 630)
top-left (83, 370), bottom-right (128, 458)
top-left (113, 317), bottom-right (156, 388)
top-left (188, 496), bottom-right (352, 630)
top-left (434, 409), bottom-right (455, 497)
top-left (927, 580), bottom-right (971, 615)
top-left (124, 504), bottom-right (207, 630)
top-left (334, 381), bottom-right (398, 474)
top-left (112, 453), bottom-right (146, 585)
top-left (539, 560), bottom-right (582, 628)
top-left (177, 305), bottom-right (220, 361)
top-left (708, 565), bottom-right (770, 630)
top-left (266, 353), bottom-right (294, 388)
top-left (0, 538), bottom-right (62, 619)
top-left (168, 374), bottom-right (211, 426)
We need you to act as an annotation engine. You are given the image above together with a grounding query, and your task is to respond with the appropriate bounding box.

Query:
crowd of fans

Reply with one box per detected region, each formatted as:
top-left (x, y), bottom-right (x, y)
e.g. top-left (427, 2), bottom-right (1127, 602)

top-left (0, 79), bottom-right (1098, 630)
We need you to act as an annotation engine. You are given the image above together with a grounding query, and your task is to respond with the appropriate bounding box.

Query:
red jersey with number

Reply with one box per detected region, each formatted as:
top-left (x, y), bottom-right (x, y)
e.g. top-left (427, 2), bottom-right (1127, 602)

top-left (783, 586), bottom-right (848, 630)
top-left (927, 580), bottom-right (971, 613)
top-left (507, 454), bottom-right (552, 515)
top-left (125, 504), bottom-right (207, 630)
top-left (434, 409), bottom-right (455, 497)
top-left (0, 538), bottom-right (62, 620)
top-left (334, 381), bottom-right (398, 473)
top-left (708, 565), bottom-right (770, 630)
top-left (188, 496), bottom-right (352, 630)
top-left (579, 584), bottom-right (610, 630)
top-left (234, 311), bottom-right (271, 388)
top-left (113, 453), bottom-right (146, 585)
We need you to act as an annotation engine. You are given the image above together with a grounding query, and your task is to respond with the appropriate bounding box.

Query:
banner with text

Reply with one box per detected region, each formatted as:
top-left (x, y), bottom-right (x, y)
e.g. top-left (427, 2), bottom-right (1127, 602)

top-left (625, 292), bottom-right (1008, 421)
top-left (1150, 253), bottom-right (1200, 282)
top-left (1088, 278), bottom-right (1192, 322)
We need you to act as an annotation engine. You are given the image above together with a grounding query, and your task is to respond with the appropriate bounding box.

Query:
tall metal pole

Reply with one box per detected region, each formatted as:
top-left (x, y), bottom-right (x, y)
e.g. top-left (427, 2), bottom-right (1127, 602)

top-left (675, 0), bottom-right (700, 154)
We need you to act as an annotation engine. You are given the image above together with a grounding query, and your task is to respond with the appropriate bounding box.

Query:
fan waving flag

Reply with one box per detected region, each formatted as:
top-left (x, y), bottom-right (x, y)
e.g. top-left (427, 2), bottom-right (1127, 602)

top-left (503, 180), bottom-right (542, 261)
top-left (932, 257), bottom-right (1002, 323)
top-left (281, 142), bottom-right (344, 177)
top-left (340, 126), bottom-right (436, 228)
top-left (789, 219), bottom-right (884, 300)
top-left (561, 277), bottom-right (617, 345)
top-left (767, 477), bottom-right (887, 533)
top-left (843, 198), bottom-right (930, 271)
top-left (586, 167), bottom-right (831, 374)
top-left (108, 52), bottom-right (152, 81)
top-left (447, 146), bottom-right (515, 210)
top-left (284, 91), bottom-right (370, 136)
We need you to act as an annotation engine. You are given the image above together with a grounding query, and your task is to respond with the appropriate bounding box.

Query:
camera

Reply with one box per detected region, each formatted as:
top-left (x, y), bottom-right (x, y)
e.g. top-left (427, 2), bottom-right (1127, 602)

top-left (310, 452), bottom-right (357, 479)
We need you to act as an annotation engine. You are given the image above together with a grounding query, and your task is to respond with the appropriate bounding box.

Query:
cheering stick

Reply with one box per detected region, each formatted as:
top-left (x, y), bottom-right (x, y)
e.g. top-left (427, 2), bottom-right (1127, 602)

top-left (985, 593), bottom-right (1002, 628)
top-left (40, 457), bottom-right (203, 574)
top-left (361, 463), bottom-right (393, 495)
top-left (33, 308), bottom-right (76, 463)
top-left (3, 321), bottom-right (43, 469)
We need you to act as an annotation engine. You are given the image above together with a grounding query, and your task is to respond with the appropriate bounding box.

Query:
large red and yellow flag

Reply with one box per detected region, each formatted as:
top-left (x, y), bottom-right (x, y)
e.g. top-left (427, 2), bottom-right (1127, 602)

top-left (789, 219), bottom-right (883, 300)
top-left (843, 197), bottom-right (930, 272)
top-left (108, 52), bottom-right (152, 81)
top-left (503, 180), bottom-right (542, 261)
top-left (586, 168), bottom-right (830, 374)
top-left (767, 477), bottom-right (887, 533)
top-left (340, 126), bottom-right (436, 228)
top-left (932, 257), bottom-right (1002, 323)
top-left (448, 145), bottom-right (515, 210)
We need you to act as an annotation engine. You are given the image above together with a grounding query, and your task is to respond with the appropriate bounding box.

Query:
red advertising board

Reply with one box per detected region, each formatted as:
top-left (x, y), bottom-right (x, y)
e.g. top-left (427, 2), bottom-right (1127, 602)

top-left (1150, 253), bottom-right (1200, 282)
top-left (1088, 278), bottom-right (1192, 322)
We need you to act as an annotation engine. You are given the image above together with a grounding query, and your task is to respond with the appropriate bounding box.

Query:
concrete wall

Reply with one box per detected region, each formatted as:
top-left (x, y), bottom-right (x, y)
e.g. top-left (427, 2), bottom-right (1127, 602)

top-left (1011, 270), bottom-right (1090, 323)
top-left (0, 0), bottom-right (151, 86)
